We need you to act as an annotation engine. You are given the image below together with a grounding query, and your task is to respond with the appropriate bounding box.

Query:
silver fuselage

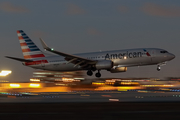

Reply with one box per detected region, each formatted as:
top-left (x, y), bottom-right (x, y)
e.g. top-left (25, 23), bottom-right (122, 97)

top-left (26, 48), bottom-right (175, 71)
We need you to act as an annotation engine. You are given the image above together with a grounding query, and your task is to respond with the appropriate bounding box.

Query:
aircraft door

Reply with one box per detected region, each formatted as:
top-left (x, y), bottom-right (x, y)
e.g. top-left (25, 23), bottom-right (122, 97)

top-left (151, 50), bottom-right (156, 62)
top-left (151, 50), bottom-right (156, 56)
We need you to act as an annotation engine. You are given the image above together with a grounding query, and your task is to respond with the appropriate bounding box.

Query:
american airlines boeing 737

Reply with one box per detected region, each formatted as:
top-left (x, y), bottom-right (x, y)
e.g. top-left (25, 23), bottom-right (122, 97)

top-left (6, 30), bottom-right (175, 77)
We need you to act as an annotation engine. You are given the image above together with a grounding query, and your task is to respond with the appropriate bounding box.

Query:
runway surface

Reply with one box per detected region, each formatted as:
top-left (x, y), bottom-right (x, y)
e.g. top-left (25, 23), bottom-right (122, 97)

top-left (1, 102), bottom-right (180, 120)
top-left (1, 91), bottom-right (180, 119)
top-left (1, 91), bottom-right (180, 103)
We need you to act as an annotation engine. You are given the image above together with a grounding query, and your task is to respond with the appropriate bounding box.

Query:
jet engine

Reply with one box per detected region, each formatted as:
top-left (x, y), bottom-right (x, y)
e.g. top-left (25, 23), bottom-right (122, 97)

top-left (110, 67), bottom-right (127, 73)
top-left (95, 60), bottom-right (113, 70)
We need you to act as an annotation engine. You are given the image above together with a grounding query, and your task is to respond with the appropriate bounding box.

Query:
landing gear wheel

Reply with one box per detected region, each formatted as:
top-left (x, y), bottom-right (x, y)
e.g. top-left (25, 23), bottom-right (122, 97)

top-left (157, 66), bottom-right (161, 71)
top-left (95, 72), bottom-right (101, 78)
top-left (87, 70), bottom-right (93, 76)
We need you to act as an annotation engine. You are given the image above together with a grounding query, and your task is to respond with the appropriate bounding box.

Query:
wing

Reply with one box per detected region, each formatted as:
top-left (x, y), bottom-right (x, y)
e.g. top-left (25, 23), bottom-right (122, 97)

top-left (40, 38), bottom-right (97, 68)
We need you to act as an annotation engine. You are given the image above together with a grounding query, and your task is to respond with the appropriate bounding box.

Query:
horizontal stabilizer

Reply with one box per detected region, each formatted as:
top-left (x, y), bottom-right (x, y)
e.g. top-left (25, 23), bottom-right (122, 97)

top-left (5, 56), bottom-right (33, 62)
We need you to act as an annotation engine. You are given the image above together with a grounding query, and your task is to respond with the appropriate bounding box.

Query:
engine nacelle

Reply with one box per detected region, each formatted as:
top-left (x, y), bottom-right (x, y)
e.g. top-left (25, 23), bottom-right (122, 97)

top-left (110, 67), bottom-right (127, 73)
top-left (95, 60), bottom-right (113, 70)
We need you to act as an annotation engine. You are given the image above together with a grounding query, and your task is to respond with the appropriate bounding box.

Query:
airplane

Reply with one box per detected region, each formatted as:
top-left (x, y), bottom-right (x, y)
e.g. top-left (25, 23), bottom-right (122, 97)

top-left (6, 30), bottom-right (175, 78)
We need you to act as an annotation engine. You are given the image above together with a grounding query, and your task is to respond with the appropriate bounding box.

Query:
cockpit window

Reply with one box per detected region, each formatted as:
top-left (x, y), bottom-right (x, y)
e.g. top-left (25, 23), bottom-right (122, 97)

top-left (160, 51), bottom-right (168, 53)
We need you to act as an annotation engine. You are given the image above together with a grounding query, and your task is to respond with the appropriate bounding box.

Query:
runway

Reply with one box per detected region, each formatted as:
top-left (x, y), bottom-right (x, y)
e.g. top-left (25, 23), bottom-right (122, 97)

top-left (1, 102), bottom-right (180, 120)
top-left (0, 91), bottom-right (180, 119)
top-left (1, 91), bottom-right (180, 103)
top-left (1, 91), bottom-right (180, 119)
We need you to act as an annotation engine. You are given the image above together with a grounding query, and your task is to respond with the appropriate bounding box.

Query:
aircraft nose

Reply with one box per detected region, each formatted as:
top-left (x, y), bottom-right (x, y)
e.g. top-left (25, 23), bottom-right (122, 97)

top-left (169, 53), bottom-right (175, 60)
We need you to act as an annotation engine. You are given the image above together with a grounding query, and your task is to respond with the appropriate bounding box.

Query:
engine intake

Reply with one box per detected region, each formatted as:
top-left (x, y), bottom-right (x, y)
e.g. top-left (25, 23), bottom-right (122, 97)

top-left (95, 60), bottom-right (113, 70)
top-left (110, 67), bottom-right (127, 73)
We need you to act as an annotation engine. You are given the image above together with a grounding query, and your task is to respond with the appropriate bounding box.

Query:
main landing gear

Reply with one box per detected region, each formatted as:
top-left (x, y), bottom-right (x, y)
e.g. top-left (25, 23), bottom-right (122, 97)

top-left (87, 70), bottom-right (93, 76)
top-left (95, 70), bottom-right (101, 78)
top-left (87, 70), bottom-right (101, 78)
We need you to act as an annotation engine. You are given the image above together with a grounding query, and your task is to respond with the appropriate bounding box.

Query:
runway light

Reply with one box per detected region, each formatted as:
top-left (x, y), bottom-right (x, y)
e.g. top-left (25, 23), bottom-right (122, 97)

top-left (0, 70), bottom-right (12, 76)
top-left (109, 99), bottom-right (119, 102)
top-left (30, 79), bottom-right (40, 82)
top-left (0, 80), bottom-right (9, 82)
top-left (106, 80), bottom-right (116, 82)
top-left (10, 84), bottom-right (20, 88)
top-left (29, 84), bottom-right (40, 88)
top-left (62, 78), bottom-right (75, 82)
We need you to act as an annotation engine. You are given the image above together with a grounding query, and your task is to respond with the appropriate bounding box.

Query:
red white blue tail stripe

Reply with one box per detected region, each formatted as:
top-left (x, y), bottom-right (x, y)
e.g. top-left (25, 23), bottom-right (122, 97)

top-left (17, 30), bottom-right (45, 59)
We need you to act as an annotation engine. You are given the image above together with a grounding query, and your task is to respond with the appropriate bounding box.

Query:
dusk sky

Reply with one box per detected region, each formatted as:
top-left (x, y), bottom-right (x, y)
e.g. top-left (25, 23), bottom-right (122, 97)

top-left (0, 0), bottom-right (180, 82)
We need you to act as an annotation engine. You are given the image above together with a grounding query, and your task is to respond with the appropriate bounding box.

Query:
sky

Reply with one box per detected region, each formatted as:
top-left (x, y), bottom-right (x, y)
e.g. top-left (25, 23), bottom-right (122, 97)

top-left (0, 0), bottom-right (180, 82)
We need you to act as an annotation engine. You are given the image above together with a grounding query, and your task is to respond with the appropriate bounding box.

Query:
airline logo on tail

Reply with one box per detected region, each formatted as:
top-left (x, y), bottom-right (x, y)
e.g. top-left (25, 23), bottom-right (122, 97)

top-left (17, 30), bottom-right (45, 59)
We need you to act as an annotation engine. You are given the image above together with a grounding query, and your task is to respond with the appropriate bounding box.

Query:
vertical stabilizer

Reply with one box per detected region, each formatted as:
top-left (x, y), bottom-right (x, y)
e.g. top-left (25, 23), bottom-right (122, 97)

top-left (17, 30), bottom-right (45, 59)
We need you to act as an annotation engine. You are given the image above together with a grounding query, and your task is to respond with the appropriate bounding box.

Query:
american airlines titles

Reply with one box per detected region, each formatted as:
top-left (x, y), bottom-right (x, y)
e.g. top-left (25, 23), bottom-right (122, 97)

top-left (105, 51), bottom-right (143, 59)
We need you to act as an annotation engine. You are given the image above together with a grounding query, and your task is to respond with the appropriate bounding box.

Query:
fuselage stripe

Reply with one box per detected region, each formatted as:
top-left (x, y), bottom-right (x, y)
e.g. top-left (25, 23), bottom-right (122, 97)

top-left (20, 43), bottom-right (27, 46)
top-left (24, 54), bottom-right (45, 59)
top-left (23, 36), bottom-right (29, 39)
top-left (25, 60), bottom-right (48, 66)
top-left (18, 36), bottom-right (24, 40)
top-left (22, 49), bottom-right (31, 52)
top-left (29, 49), bottom-right (40, 51)
top-left (28, 46), bottom-right (37, 48)
top-left (23, 51), bottom-right (43, 55)
top-left (26, 43), bottom-right (35, 45)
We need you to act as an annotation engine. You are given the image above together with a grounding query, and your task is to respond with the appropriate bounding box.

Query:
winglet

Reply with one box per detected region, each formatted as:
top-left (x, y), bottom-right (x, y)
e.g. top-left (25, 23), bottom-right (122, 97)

top-left (39, 38), bottom-right (51, 50)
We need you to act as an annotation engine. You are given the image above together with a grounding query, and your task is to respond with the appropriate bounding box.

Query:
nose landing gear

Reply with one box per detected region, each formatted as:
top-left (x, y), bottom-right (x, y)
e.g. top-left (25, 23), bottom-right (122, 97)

top-left (157, 62), bottom-right (167, 71)
top-left (157, 65), bottom-right (161, 71)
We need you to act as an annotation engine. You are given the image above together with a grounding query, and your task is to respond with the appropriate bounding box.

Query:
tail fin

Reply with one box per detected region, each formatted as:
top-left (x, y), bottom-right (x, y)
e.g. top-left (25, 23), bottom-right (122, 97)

top-left (17, 30), bottom-right (46, 59)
